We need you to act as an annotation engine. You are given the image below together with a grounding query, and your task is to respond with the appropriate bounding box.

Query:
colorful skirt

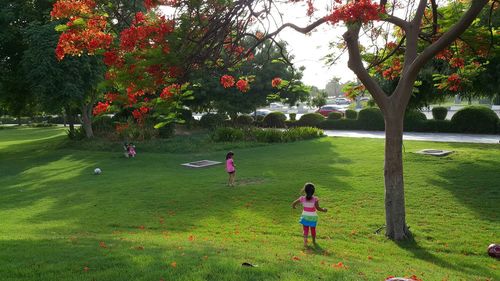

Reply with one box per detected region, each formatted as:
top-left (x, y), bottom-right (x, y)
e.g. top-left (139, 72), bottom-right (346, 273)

top-left (299, 212), bottom-right (318, 227)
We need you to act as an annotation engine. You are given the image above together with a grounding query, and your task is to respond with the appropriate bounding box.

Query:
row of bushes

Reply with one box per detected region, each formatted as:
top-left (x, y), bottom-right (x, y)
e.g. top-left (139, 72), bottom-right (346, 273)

top-left (316, 106), bottom-right (499, 134)
top-left (212, 127), bottom-right (325, 143)
top-left (200, 106), bottom-right (499, 134)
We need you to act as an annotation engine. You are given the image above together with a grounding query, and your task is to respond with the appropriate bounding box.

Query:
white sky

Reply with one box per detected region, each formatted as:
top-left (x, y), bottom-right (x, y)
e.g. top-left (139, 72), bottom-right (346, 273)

top-left (275, 2), bottom-right (356, 89)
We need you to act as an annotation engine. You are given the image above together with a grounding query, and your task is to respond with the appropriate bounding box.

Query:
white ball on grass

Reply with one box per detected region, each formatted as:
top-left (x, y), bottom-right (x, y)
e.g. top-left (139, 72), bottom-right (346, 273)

top-left (94, 168), bottom-right (102, 175)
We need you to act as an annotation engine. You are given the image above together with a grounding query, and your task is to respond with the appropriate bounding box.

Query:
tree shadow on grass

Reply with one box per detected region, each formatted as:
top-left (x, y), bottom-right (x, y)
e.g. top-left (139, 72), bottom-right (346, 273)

top-left (395, 237), bottom-right (492, 277)
top-left (0, 237), bottom-right (342, 281)
top-left (0, 137), bottom-right (353, 237)
top-left (426, 158), bottom-right (499, 222)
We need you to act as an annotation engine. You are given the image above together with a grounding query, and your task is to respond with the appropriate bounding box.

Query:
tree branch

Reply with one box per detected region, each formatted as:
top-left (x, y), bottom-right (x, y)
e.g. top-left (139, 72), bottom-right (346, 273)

top-left (412, 0), bottom-right (428, 25)
top-left (407, 0), bottom-right (489, 78)
top-left (343, 24), bottom-right (388, 112)
top-left (382, 15), bottom-right (409, 31)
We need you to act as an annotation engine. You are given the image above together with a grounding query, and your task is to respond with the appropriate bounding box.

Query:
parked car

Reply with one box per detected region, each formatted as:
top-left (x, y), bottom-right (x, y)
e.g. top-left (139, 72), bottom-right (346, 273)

top-left (252, 109), bottom-right (272, 117)
top-left (359, 97), bottom-right (371, 102)
top-left (316, 105), bottom-right (345, 117)
top-left (335, 98), bottom-right (352, 105)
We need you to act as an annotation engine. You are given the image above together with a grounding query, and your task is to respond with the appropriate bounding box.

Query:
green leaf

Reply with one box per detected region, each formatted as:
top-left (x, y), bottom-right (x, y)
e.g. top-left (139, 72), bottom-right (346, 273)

top-left (54, 24), bottom-right (69, 32)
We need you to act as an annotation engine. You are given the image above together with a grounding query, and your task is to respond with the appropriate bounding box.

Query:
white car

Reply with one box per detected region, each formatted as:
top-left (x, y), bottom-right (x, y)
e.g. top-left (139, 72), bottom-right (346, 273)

top-left (335, 98), bottom-right (351, 105)
top-left (253, 109), bottom-right (271, 117)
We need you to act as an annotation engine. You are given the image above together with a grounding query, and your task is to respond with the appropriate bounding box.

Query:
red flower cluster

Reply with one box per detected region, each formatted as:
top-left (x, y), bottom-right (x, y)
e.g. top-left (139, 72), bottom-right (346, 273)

top-left (325, 0), bottom-right (384, 25)
top-left (143, 0), bottom-right (179, 10)
top-left (447, 73), bottom-right (462, 92)
top-left (160, 84), bottom-right (180, 99)
top-left (272, 77), bottom-right (282, 88)
top-left (103, 50), bottom-right (123, 67)
top-left (220, 75), bottom-right (236, 88)
top-left (381, 59), bottom-right (401, 80)
top-left (50, 0), bottom-right (96, 19)
top-left (131, 106), bottom-right (151, 120)
top-left (435, 48), bottom-right (453, 60)
top-left (236, 79), bottom-right (249, 92)
top-left (115, 123), bottom-right (129, 133)
top-left (119, 16), bottom-right (174, 52)
top-left (93, 101), bottom-right (110, 115)
top-left (449, 57), bottom-right (465, 68)
top-left (104, 92), bottom-right (120, 102)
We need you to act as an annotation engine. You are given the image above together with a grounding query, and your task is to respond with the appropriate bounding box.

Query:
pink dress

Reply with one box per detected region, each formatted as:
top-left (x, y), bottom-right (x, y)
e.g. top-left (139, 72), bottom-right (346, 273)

top-left (128, 146), bottom-right (136, 157)
top-left (226, 158), bottom-right (235, 173)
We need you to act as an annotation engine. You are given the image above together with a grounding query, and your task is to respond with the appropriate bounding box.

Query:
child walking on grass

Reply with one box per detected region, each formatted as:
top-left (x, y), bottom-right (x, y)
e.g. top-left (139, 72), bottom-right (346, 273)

top-left (292, 183), bottom-right (327, 247)
top-left (226, 151), bottom-right (236, 187)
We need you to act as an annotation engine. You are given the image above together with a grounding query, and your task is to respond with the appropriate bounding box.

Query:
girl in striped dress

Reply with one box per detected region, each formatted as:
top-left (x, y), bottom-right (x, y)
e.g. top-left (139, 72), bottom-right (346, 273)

top-left (292, 183), bottom-right (328, 247)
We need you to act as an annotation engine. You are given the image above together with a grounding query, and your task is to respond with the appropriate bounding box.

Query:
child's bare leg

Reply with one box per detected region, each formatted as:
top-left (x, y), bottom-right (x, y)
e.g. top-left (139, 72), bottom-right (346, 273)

top-left (311, 227), bottom-right (317, 244)
top-left (231, 172), bottom-right (236, 186)
top-left (303, 226), bottom-right (309, 247)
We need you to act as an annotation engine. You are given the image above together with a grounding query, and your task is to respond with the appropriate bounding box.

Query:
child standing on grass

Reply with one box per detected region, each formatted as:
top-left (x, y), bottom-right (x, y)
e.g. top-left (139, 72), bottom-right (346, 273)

top-left (292, 183), bottom-right (327, 247)
top-left (226, 151), bottom-right (236, 187)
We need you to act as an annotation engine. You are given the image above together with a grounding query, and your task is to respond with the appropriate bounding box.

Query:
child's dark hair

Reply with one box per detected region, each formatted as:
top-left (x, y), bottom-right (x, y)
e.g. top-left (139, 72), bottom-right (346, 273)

top-left (226, 151), bottom-right (234, 160)
top-left (304, 183), bottom-right (315, 200)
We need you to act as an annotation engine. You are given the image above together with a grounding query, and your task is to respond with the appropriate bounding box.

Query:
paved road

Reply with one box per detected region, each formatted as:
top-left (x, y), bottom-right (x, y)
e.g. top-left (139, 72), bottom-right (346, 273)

top-left (323, 130), bottom-right (500, 144)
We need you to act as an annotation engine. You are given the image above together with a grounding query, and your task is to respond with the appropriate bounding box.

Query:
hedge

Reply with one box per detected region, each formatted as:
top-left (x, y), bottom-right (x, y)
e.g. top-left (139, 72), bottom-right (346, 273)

top-left (263, 111), bottom-right (287, 128)
top-left (432, 107), bottom-right (448, 120)
top-left (298, 113), bottom-right (325, 127)
top-left (357, 108), bottom-right (384, 130)
top-left (451, 106), bottom-right (499, 134)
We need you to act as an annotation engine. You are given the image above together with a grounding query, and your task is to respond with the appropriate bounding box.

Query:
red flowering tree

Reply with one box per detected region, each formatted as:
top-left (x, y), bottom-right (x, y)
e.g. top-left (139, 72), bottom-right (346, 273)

top-left (52, 0), bottom-right (495, 239)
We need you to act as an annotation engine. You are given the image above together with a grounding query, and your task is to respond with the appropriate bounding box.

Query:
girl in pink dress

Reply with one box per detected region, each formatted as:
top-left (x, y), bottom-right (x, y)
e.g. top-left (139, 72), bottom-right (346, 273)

top-left (226, 151), bottom-right (236, 187)
top-left (292, 183), bottom-right (328, 247)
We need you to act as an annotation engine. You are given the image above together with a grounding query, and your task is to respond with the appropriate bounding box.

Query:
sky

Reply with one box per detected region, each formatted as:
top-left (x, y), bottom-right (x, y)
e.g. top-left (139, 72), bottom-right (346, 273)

top-left (275, 2), bottom-right (357, 89)
top-left (160, 2), bottom-right (358, 89)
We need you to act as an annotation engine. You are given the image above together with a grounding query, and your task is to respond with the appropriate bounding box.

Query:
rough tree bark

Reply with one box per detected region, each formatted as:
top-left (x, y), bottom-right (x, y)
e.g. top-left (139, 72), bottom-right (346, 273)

top-left (81, 103), bottom-right (94, 138)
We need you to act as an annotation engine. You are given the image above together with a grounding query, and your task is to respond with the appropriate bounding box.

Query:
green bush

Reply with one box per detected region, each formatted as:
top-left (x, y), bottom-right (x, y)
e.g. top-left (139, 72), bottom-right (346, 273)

top-left (235, 114), bottom-right (254, 127)
top-left (67, 127), bottom-right (86, 140)
top-left (263, 112), bottom-right (286, 128)
top-left (345, 109), bottom-right (357, 120)
top-left (255, 115), bottom-right (265, 122)
top-left (29, 122), bottom-right (56, 128)
top-left (298, 113), bottom-right (325, 127)
top-left (157, 123), bottom-right (175, 139)
top-left (212, 127), bottom-right (245, 142)
top-left (199, 113), bottom-right (226, 129)
top-left (92, 116), bottom-right (114, 133)
top-left (211, 127), bottom-right (324, 143)
top-left (424, 120), bottom-right (453, 133)
top-left (404, 110), bottom-right (427, 132)
top-left (432, 107), bottom-right (448, 120)
top-left (283, 127), bottom-right (324, 141)
top-left (358, 108), bottom-right (384, 130)
top-left (289, 113), bottom-right (297, 121)
top-left (328, 112), bottom-right (343, 120)
top-left (319, 119), bottom-right (359, 130)
top-left (451, 106), bottom-right (499, 134)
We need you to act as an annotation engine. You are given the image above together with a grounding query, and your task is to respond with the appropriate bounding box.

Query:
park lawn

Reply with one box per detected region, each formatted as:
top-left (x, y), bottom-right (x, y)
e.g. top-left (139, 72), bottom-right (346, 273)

top-left (0, 127), bottom-right (498, 281)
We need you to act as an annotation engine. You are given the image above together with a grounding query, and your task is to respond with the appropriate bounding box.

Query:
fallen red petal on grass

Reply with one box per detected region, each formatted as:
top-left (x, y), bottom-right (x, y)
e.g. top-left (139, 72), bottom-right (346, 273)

top-left (292, 256), bottom-right (301, 261)
top-left (83, 266), bottom-right (89, 272)
top-left (170, 261), bottom-right (177, 268)
top-left (367, 256), bottom-right (373, 260)
top-left (99, 241), bottom-right (107, 248)
top-left (188, 235), bottom-right (195, 241)
top-left (331, 262), bottom-right (348, 269)
top-left (135, 246), bottom-right (144, 250)
top-left (138, 225), bottom-right (145, 230)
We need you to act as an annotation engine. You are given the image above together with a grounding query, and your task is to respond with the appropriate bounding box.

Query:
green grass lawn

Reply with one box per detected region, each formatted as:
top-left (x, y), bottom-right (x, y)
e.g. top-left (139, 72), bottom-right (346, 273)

top-left (0, 127), bottom-right (498, 281)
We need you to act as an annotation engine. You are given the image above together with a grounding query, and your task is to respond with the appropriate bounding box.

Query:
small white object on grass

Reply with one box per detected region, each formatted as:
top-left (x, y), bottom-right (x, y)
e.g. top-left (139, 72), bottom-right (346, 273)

top-left (94, 168), bottom-right (102, 175)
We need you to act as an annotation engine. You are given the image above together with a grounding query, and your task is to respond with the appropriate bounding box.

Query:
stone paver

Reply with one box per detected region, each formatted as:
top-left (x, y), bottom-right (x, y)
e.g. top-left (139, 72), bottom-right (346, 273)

top-left (323, 130), bottom-right (499, 144)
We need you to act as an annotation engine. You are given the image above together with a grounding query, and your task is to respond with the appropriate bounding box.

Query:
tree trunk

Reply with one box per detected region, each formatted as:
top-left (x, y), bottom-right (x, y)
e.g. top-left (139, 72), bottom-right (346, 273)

top-left (81, 103), bottom-right (94, 138)
top-left (17, 115), bottom-right (21, 126)
top-left (384, 114), bottom-right (410, 240)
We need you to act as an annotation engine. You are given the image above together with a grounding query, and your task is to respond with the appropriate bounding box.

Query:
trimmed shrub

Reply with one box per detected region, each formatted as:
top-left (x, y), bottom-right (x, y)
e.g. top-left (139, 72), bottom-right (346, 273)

top-left (432, 106), bottom-right (448, 120)
top-left (199, 113), bottom-right (226, 129)
top-left (298, 113), bottom-right (325, 127)
top-left (328, 112), bottom-right (343, 120)
top-left (157, 123), bottom-right (175, 138)
top-left (451, 106), bottom-right (499, 134)
top-left (319, 119), bottom-right (359, 130)
top-left (345, 109), bottom-right (357, 120)
top-left (424, 120), bottom-right (454, 133)
top-left (253, 128), bottom-right (283, 142)
top-left (29, 122), bottom-right (56, 127)
top-left (289, 113), bottom-right (297, 121)
top-left (263, 111), bottom-right (286, 128)
top-left (212, 127), bottom-right (245, 141)
top-left (236, 114), bottom-right (254, 127)
top-left (283, 127), bottom-right (324, 141)
top-left (404, 110), bottom-right (427, 132)
top-left (92, 116), bottom-right (114, 133)
top-left (358, 108), bottom-right (384, 130)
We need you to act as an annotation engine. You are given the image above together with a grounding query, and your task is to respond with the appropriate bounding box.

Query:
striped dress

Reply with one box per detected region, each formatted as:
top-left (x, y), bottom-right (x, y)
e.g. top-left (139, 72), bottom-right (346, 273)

top-left (299, 196), bottom-right (319, 227)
